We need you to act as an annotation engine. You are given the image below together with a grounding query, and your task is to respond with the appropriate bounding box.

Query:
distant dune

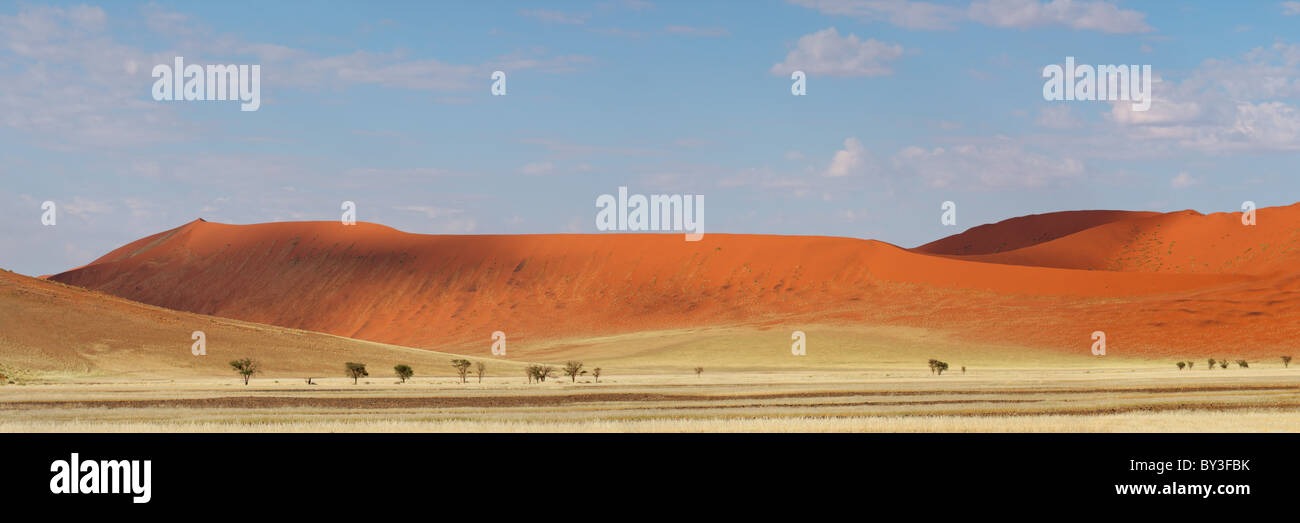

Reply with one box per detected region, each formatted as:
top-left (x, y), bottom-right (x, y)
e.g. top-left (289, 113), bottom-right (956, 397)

top-left (41, 205), bottom-right (1300, 362)
top-left (925, 205), bottom-right (1300, 275)
top-left (913, 210), bottom-right (1160, 256)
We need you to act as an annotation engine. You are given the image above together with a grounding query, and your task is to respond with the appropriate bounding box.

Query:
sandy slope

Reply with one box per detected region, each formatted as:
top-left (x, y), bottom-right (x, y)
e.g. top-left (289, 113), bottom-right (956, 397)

top-left (41, 205), bottom-right (1300, 362)
top-left (0, 270), bottom-right (516, 380)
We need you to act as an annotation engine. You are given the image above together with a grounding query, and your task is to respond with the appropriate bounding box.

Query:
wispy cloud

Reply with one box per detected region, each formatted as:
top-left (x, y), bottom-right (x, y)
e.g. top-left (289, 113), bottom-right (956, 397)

top-left (771, 27), bottom-right (904, 77)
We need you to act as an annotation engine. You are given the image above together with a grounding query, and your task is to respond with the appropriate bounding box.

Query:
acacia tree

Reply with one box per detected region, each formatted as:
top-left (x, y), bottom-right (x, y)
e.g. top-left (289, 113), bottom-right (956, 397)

top-left (563, 361), bottom-right (586, 383)
top-left (532, 365), bottom-right (556, 383)
top-left (694, 367), bottom-right (703, 378)
top-left (345, 362), bottom-right (368, 384)
top-left (451, 359), bottom-right (473, 383)
top-left (475, 361), bottom-right (486, 383)
top-left (229, 358), bottom-right (259, 385)
top-left (394, 364), bottom-right (414, 383)
top-left (1176, 362), bottom-right (1186, 371)
top-left (591, 367), bottom-right (602, 383)
top-left (1236, 360), bottom-right (1249, 369)
top-left (1283, 356), bottom-right (1292, 368)
top-left (1187, 361), bottom-right (1194, 370)
top-left (1208, 358), bottom-right (1216, 370)
top-left (1219, 359), bottom-right (1230, 369)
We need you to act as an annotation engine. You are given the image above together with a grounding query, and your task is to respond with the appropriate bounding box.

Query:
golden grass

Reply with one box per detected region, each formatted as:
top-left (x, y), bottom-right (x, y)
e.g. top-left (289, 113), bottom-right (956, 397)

top-left (3, 368), bottom-right (1297, 433)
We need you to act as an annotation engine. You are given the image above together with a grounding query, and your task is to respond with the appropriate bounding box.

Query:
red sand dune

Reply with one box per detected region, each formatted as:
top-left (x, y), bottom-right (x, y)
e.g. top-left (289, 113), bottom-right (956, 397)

top-left (914, 210), bottom-right (1159, 255)
top-left (927, 205), bottom-right (1300, 275)
top-left (48, 204), bottom-right (1300, 359)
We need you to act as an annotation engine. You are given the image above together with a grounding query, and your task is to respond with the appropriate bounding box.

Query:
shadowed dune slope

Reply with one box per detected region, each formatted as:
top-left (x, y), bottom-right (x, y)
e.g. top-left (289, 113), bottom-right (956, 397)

top-left (43, 211), bottom-right (1300, 359)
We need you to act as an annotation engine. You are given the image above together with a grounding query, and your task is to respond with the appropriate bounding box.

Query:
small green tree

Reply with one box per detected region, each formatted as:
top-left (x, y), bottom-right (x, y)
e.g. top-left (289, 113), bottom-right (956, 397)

top-left (591, 367), bottom-right (602, 383)
top-left (563, 361), bottom-right (586, 383)
top-left (345, 362), bottom-right (368, 384)
top-left (1176, 361), bottom-right (1186, 371)
top-left (1219, 359), bottom-right (1229, 369)
top-left (229, 358), bottom-right (259, 385)
top-left (935, 361), bottom-right (949, 375)
top-left (1187, 361), bottom-right (1194, 370)
top-left (451, 359), bottom-right (473, 383)
top-left (1236, 360), bottom-right (1249, 369)
top-left (394, 364), bottom-right (414, 383)
top-left (1207, 358), bottom-right (1216, 370)
top-left (475, 361), bottom-right (486, 383)
top-left (1283, 356), bottom-right (1292, 368)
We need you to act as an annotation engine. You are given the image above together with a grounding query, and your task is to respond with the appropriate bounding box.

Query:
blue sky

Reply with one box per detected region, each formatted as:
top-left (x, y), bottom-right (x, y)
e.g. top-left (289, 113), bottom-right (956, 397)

top-left (3, 0), bottom-right (1300, 276)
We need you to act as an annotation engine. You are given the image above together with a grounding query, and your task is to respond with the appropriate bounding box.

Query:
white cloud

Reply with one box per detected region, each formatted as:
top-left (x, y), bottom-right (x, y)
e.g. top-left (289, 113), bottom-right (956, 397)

top-left (789, 0), bottom-right (963, 30)
top-left (791, 0), bottom-right (1152, 33)
top-left (1170, 171), bottom-right (1201, 189)
top-left (518, 9), bottom-right (589, 25)
top-left (61, 196), bottom-right (115, 219)
top-left (969, 0), bottom-right (1152, 33)
top-left (1284, 2), bottom-right (1300, 15)
top-left (770, 27), bottom-right (904, 77)
top-left (826, 137), bottom-right (875, 177)
top-left (1103, 43), bottom-right (1300, 153)
top-left (892, 142), bottom-right (1084, 188)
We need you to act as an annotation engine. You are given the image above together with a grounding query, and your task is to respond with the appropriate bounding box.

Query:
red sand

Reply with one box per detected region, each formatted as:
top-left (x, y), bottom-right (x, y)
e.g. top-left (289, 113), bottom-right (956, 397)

top-left (49, 204), bottom-right (1300, 359)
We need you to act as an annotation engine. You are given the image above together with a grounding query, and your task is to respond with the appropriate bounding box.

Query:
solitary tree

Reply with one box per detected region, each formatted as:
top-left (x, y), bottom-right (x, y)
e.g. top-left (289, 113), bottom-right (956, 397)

top-left (394, 364), bottom-right (414, 383)
top-left (563, 361), bottom-right (586, 383)
top-left (694, 366), bottom-right (703, 378)
top-left (1187, 361), bottom-right (1194, 370)
top-left (451, 359), bottom-right (473, 383)
top-left (525, 365), bottom-right (537, 384)
top-left (475, 361), bottom-right (486, 383)
top-left (934, 361), bottom-right (949, 375)
top-left (1283, 356), bottom-right (1292, 368)
top-left (1236, 360), bottom-right (1249, 369)
top-left (229, 358), bottom-right (259, 385)
top-left (1219, 359), bottom-right (1229, 369)
top-left (345, 362), bottom-right (368, 384)
top-left (591, 367), bottom-right (602, 383)
top-left (1208, 358), bottom-right (1216, 370)
top-left (1176, 361), bottom-right (1186, 371)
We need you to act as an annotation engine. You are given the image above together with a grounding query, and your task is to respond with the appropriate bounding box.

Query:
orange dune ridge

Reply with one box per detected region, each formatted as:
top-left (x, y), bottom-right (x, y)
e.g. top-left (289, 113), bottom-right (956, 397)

top-left (48, 204), bottom-right (1300, 359)
top-left (927, 204), bottom-right (1300, 274)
